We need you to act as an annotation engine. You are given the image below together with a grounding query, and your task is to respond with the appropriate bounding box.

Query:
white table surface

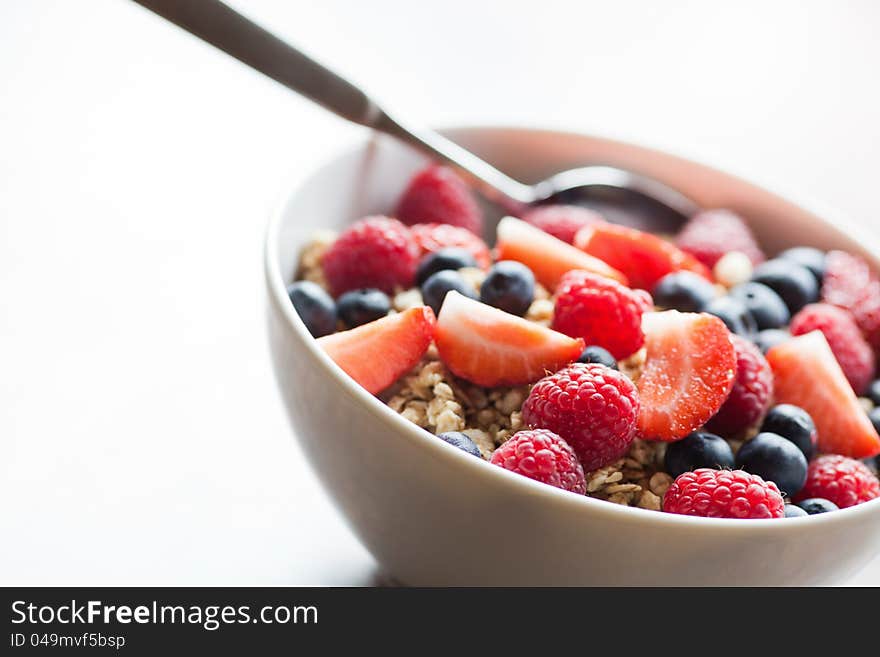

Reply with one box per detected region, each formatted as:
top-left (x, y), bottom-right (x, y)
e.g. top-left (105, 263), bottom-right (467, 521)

top-left (2, 0), bottom-right (879, 585)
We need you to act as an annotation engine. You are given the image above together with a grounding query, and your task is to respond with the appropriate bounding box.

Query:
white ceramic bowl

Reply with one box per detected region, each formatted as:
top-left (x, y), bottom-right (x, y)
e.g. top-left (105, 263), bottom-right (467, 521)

top-left (266, 126), bottom-right (880, 586)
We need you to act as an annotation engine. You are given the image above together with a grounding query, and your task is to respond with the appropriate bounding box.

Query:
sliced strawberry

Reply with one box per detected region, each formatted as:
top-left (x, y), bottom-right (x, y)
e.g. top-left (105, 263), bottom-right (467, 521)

top-left (317, 306), bottom-right (436, 394)
top-left (435, 291), bottom-right (584, 386)
top-left (575, 222), bottom-right (712, 291)
top-left (495, 216), bottom-right (627, 290)
top-left (637, 311), bottom-right (736, 441)
top-left (766, 331), bottom-right (880, 459)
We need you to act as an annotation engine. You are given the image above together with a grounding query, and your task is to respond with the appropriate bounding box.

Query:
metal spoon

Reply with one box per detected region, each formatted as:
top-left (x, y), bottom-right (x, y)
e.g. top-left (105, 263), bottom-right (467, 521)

top-left (133, 0), bottom-right (699, 230)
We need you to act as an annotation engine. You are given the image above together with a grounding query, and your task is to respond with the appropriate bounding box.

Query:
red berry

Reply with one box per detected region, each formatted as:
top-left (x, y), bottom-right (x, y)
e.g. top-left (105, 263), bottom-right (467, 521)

top-left (706, 335), bottom-right (773, 437)
top-left (395, 165), bottom-right (483, 235)
top-left (795, 454), bottom-right (880, 508)
top-left (490, 429), bottom-right (586, 493)
top-left (766, 331), bottom-right (880, 459)
top-left (663, 469), bottom-right (785, 519)
top-left (790, 303), bottom-right (875, 394)
top-left (552, 270), bottom-right (646, 360)
top-left (410, 222), bottom-right (492, 269)
top-left (321, 216), bottom-right (419, 296)
top-left (576, 222), bottom-right (712, 291)
top-left (521, 204), bottom-right (604, 244)
top-left (674, 209), bottom-right (765, 269)
top-left (522, 363), bottom-right (640, 471)
top-left (318, 306), bottom-right (436, 394)
top-left (434, 291), bottom-right (584, 387)
top-left (496, 216), bottom-right (627, 290)
top-left (637, 311), bottom-right (737, 441)
top-left (822, 250), bottom-right (880, 352)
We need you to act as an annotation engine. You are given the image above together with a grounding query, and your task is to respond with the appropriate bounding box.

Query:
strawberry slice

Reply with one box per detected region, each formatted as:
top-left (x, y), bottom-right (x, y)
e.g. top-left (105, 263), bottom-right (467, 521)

top-left (496, 216), bottom-right (627, 290)
top-left (766, 331), bottom-right (880, 459)
top-left (317, 306), bottom-right (436, 394)
top-left (637, 311), bottom-right (736, 441)
top-left (435, 291), bottom-right (584, 386)
top-left (575, 222), bottom-right (712, 291)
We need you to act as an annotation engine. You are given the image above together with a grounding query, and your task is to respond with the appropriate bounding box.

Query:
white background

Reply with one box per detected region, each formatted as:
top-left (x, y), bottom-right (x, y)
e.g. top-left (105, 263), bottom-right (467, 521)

top-left (2, 0), bottom-right (879, 585)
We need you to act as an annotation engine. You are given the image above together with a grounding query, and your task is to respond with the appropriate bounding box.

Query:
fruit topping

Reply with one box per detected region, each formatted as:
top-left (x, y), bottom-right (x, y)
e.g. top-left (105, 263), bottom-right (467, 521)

top-left (735, 432), bottom-right (808, 498)
top-left (577, 345), bottom-right (618, 370)
top-left (410, 222), bottom-right (492, 270)
top-left (652, 271), bottom-right (716, 313)
top-left (636, 311), bottom-right (736, 441)
top-left (522, 363), bottom-right (640, 470)
top-left (706, 335), bottom-right (773, 437)
top-left (434, 291), bottom-right (584, 387)
top-left (317, 305), bottom-right (436, 394)
top-left (287, 280), bottom-right (337, 338)
top-left (552, 269), bottom-right (647, 359)
top-left (520, 204), bottom-right (604, 244)
top-left (663, 468), bottom-right (784, 519)
top-left (576, 222), bottom-right (711, 291)
top-left (479, 260), bottom-right (536, 316)
top-left (396, 164), bottom-right (483, 235)
top-left (664, 431), bottom-right (735, 479)
top-left (496, 216), bottom-right (627, 290)
top-left (336, 288), bottom-right (391, 328)
top-left (765, 331), bottom-right (880, 459)
top-left (490, 429), bottom-right (586, 493)
top-left (789, 302), bottom-right (875, 394)
top-left (675, 209), bottom-right (765, 269)
top-left (421, 269), bottom-right (478, 315)
top-left (795, 454), bottom-right (880, 508)
top-left (750, 258), bottom-right (819, 314)
top-left (760, 404), bottom-right (818, 460)
top-left (321, 216), bottom-right (419, 296)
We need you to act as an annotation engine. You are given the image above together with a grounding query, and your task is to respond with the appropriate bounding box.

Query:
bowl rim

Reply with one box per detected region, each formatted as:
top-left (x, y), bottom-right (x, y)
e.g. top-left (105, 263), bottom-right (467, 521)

top-left (265, 123), bottom-right (880, 532)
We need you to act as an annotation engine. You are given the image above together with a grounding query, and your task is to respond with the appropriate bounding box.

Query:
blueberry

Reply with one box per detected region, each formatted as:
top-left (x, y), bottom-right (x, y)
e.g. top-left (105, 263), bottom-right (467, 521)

top-left (728, 282), bottom-right (790, 330)
top-left (796, 498), bottom-right (839, 515)
top-left (750, 259), bottom-right (819, 314)
top-left (761, 404), bottom-right (817, 460)
top-left (336, 288), bottom-right (391, 328)
top-left (866, 379), bottom-right (880, 406)
top-left (777, 247), bottom-right (826, 283)
top-left (701, 296), bottom-right (758, 338)
top-left (421, 270), bottom-right (477, 315)
top-left (869, 407), bottom-right (880, 436)
top-left (784, 504), bottom-right (809, 518)
top-left (652, 271), bottom-right (717, 313)
top-left (479, 260), bottom-right (535, 316)
top-left (577, 345), bottom-right (618, 370)
top-left (436, 431), bottom-right (482, 458)
top-left (664, 431), bottom-right (736, 478)
top-left (753, 329), bottom-right (790, 354)
top-left (287, 281), bottom-right (337, 338)
top-left (415, 248), bottom-right (478, 286)
top-left (735, 432), bottom-right (808, 497)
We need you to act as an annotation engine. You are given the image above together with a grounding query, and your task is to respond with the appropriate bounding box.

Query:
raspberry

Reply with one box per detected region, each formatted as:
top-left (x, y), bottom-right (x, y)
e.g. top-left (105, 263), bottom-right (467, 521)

top-left (522, 363), bottom-right (640, 471)
top-left (521, 204), bottom-right (604, 244)
top-left (490, 429), bottom-right (586, 493)
top-left (663, 469), bottom-right (785, 519)
top-left (409, 222), bottom-right (491, 269)
top-left (395, 165), bottom-right (483, 235)
top-left (321, 216), bottom-right (419, 297)
top-left (552, 270), bottom-right (646, 360)
top-left (675, 209), bottom-right (765, 269)
top-left (795, 454), bottom-right (880, 508)
top-left (706, 335), bottom-right (773, 437)
top-left (789, 303), bottom-right (875, 394)
top-left (822, 250), bottom-right (880, 352)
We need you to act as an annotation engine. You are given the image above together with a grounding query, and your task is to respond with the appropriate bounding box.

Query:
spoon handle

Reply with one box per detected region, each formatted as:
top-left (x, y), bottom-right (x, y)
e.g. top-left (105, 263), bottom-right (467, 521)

top-left (132, 0), bottom-right (534, 208)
